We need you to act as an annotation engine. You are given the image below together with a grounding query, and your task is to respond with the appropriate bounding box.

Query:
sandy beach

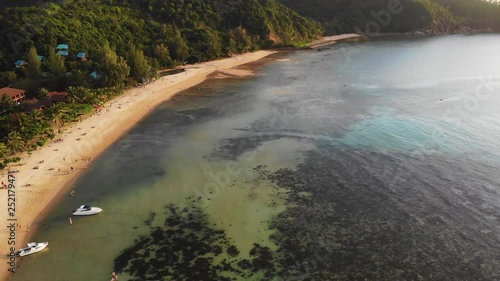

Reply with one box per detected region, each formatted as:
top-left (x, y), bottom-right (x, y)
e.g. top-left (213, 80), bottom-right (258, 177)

top-left (308, 33), bottom-right (364, 48)
top-left (0, 50), bottom-right (275, 280)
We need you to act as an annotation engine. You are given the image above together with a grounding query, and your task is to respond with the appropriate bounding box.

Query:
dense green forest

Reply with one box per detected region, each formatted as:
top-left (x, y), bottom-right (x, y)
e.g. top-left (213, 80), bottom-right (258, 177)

top-left (0, 0), bottom-right (323, 168)
top-left (0, 0), bottom-right (322, 71)
top-left (1, 0), bottom-right (500, 167)
top-left (280, 0), bottom-right (500, 35)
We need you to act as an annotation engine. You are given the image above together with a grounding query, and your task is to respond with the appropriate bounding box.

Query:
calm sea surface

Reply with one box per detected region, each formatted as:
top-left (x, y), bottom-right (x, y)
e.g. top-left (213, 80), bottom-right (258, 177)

top-left (10, 34), bottom-right (500, 280)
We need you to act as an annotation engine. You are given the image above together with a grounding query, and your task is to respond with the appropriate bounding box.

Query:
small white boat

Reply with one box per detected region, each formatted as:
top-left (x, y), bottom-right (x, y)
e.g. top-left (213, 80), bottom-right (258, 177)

top-left (17, 242), bottom-right (48, 257)
top-left (72, 204), bottom-right (103, 216)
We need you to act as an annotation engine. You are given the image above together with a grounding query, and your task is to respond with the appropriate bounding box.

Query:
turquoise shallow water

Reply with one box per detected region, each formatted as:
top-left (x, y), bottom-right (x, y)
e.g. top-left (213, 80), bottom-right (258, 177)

top-left (9, 34), bottom-right (500, 280)
top-left (336, 107), bottom-right (480, 154)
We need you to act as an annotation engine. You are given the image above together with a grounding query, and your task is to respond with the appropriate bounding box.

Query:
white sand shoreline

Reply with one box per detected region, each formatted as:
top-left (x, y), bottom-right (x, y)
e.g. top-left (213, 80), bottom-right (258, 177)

top-left (0, 50), bottom-right (276, 280)
top-left (308, 33), bottom-right (364, 48)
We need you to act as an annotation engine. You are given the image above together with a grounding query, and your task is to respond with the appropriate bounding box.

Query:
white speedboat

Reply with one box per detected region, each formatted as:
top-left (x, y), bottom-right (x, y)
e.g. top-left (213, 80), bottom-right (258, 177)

top-left (72, 204), bottom-right (103, 216)
top-left (16, 242), bottom-right (48, 257)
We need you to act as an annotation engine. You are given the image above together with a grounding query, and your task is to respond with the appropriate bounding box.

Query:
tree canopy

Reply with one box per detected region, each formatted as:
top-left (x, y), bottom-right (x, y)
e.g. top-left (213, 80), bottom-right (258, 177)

top-left (0, 0), bottom-right (322, 73)
top-left (0, 0), bottom-right (323, 167)
top-left (279, 0), bottom-right (500, 35)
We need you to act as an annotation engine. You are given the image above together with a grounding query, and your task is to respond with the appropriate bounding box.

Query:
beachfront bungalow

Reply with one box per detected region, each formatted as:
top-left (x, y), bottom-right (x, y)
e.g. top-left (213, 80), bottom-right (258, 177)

top-left (56, 44), bottom-right (68, 50)
top-left (0, 87), bottom-right (26, 104)
top-left (56, 50), bottom-right (69, 56)
top-left (76, 52), bottom-right (87, 61)
top-left (23, 91), bottom-right (67, 112)
top-left (47, 91), bottom-right (67, 103)
top-left (56, 44), bottom-right (69, 56)
top-left (15, 60), bottom-right (27, 68)
top-left (90, 71), bottom-right (102, 80)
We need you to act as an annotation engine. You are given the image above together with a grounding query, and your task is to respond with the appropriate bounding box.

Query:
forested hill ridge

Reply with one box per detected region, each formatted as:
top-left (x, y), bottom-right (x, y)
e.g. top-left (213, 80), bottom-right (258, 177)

top-left (0, 0), bottom-right (322, 72)
top-left (0, 0), bottom-right (322, 168)
top-left (279, 0), bottom-right (500, 35)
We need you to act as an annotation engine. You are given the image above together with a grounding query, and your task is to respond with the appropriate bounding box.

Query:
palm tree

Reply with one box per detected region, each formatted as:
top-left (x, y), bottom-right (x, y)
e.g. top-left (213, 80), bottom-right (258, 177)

top-left (80, 90), bottom-right (96, 104)
top-left (18, 112), bottom-right (42, 143)
top-left (30, 109), bottom-right (44, 123)
top-left (65, 87), bottom-right (82, 104)
top-left (7, 131), bottom-right (25, 155)
top-left (0, 142), bottom-right (8, 159)
top-left (0, 94), bottom-right (13, 113)
top-left (46, 104), bottom-right (67, 128)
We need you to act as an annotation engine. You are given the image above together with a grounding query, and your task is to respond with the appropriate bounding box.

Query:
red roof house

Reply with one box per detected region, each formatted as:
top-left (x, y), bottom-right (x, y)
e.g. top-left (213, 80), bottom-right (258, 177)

top-left (0, 87), bottom-right (26, 103)
top-left (47, 91), bottom-right (67, 103)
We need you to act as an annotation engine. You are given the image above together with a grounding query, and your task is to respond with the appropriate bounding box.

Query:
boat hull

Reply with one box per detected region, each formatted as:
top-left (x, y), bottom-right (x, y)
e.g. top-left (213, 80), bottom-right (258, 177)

top-left (17, 242), bottom-right (48, 257)
top-left (72, 207), bottom-right (103, 216)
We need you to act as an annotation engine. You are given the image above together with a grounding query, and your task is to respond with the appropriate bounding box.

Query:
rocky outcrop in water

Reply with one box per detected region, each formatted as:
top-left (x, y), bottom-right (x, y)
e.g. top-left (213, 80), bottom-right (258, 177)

top-left (115, 145), bottom-right (500, 280)
top-left (113, 205), bottom-right (278, 280)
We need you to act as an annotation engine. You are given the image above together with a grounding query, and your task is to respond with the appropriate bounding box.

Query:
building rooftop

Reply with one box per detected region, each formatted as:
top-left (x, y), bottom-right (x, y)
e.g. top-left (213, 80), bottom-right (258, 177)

top-left (47, 91), bottom-right (67, 103)
top-left (90, 71), bottom-right (102, 79)
top-left (0, 87), bottom-right (26, 99)
top-left (56, 44), bottom-right (69, 50)
top-left (15, 60), bottom-right (27, 66)
top-left (24, 99), bottom-right (53, 112)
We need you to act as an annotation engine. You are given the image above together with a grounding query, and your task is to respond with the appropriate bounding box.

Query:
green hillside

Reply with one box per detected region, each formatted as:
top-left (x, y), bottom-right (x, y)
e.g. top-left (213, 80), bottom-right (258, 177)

top-left (0, 0), bottom-right (322, 72)
top-left (0, 0), bottom-right (322, 167)
top-left (279, 0), bottom-right (500, 35)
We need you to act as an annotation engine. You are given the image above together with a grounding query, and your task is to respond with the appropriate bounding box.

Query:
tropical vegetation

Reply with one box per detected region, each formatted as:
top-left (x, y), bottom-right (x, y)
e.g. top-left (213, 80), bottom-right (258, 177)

top-left (1, 0), bottom-right (500, 169)
top-left (279, 0), bottom-right (500, 35)
top-left (0, 0), bottom-right (323, 169)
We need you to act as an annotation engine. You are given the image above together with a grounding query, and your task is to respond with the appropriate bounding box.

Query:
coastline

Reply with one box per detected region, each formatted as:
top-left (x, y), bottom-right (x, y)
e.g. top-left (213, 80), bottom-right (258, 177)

top-left (307, 33), bottom-right (364, 48)
top-left (363, 28), bottom-right (497, 38)
top-left (311, 30), bottom-right (497, 45)
top-left (0, 50), bottom-right (276, 280)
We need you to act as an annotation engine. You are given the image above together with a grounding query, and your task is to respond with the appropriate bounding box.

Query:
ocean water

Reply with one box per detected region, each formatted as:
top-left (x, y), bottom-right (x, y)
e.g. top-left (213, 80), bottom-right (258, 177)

top-left (10, 34), bottom-right (500, 280)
